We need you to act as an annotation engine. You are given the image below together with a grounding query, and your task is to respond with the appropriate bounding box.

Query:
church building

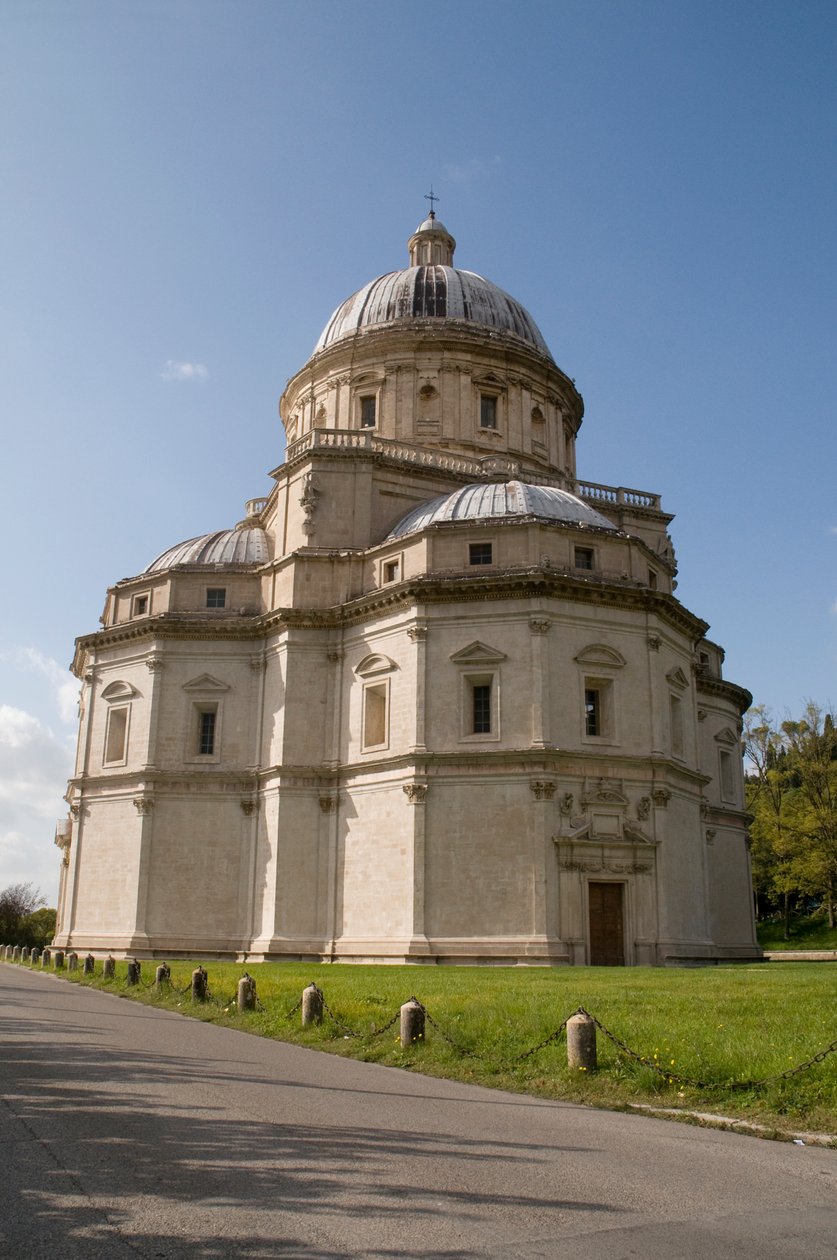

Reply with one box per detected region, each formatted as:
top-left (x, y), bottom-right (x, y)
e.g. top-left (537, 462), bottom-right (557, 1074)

top-left (54, 211), bottom-right (760, 966)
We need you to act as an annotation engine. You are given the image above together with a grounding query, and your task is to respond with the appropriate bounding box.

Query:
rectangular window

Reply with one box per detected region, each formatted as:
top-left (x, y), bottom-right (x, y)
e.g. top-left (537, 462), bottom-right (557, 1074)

top-left (198, 709), bottom-right (217, 756)
top-left (469, 542), bottom-right (493, 566)
top-left (206, 588), bottom-right (226, 609)
top-left (104, 707), bottom-right (128, 764)
top-left (480, 395), bottom-right (497, 429)
top-left (360, 396), bottom-right (377, 428)
top-left (584, 688), bottom-right (600, 737)
top-left (648, 569), bottom-right (658, 590)
top-left (719, 749), bottom-right (735, 800)
top-left (670, 695), bottom-right (684, 758)
top-left (131, 594), bottom-right (149, 617)
top-left (362, 683), bottom-right (388, 749)
top-left (472, 683), bottom-right (492, 734)
top-left (574, 547), bottom-right (594, 571)
top-left (383, 559), bottom-right (400, 583)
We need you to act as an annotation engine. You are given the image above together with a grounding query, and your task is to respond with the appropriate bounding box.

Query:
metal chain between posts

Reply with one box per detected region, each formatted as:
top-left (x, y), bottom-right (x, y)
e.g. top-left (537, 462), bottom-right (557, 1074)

top-left (414, 999), bottom-right (486, 1059)
top-left (514, 1011), bottom-right (576, 1063)
top-left (26, 960), bottom-right (837, 1090)
top-left (579, 1006), bottom-right (837, 1091)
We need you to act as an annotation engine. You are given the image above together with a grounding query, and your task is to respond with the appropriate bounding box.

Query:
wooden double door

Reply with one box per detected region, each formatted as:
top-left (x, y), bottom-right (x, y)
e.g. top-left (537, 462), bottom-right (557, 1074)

top-left (588, 882), bottom-right (625, 966)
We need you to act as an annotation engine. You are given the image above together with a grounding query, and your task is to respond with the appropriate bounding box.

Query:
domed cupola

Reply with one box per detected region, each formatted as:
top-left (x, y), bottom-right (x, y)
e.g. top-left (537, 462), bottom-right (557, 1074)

top-left (144, 522), bottom-right (271, 572)
top-left (312, 214), bottom-right (554, 360)
top-left (281, 206), bottom-right (584, 482)
top-left (407, 211), bottom-right (456, 266)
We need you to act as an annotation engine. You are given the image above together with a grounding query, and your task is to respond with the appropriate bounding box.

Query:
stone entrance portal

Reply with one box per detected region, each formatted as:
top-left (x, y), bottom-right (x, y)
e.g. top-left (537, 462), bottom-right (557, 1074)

top-left (588, 882), bottom-right (625, 965)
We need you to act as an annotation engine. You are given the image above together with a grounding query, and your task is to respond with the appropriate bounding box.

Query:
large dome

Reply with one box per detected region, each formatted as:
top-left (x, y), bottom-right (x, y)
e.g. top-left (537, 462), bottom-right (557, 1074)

top-left (386, 481), bottom-right (617, 540)
top-left (314, 266), bottom-right (553, 359)
top-left (145, 525), bottom-right (270, 572)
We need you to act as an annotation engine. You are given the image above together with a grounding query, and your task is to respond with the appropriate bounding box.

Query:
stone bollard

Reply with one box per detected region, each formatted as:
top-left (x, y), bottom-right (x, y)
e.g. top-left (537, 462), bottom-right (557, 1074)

top-left (155, 963), bottom-right (170, 988)
top-left (400, 998), bottom-right (425, 1048)
top-left (301, 982), bottom-right (323, 1026)
top-left (67, 951), bottom-right (78, 972)
top-left (126, 959), bottom-right (141, 986)
top-left (41, 948), bottom-right (51, 967)
top-left (237, 973), bottom-right (257, 1012)
top-left (13, 946), bottom-right (21, 962)
top-left (53, 950), bottom-right (65, 970)
top-left (83, 954), bottom-right (95, 976)
top-left (20, 946), bottom-right (29, 961)
top-left (191, 966), bottom-right (208, 1002)
top-left (3, 945), bottom-right (10, 960)
top-left (102, 956), bottom-right (115, 980)
top-left (30, 948), bottom-right (40, 965)
top-left (567, 1012), bottom-right (597, 1072)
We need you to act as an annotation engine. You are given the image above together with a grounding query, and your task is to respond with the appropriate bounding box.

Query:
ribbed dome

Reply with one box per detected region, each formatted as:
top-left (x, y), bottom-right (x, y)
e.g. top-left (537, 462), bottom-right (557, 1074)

top-left (313, 266), bottom-right (553, 359)
top-left (145, 526), bottom-right (271, 572)
top-left (387, 481), bottom-right (617, 540)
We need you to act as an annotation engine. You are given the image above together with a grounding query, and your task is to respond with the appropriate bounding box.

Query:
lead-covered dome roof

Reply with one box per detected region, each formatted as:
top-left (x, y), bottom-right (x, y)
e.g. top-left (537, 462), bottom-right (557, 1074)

top-left (386, 481), bottom-right (617, 540)
top-left (313, 211), bottom-right (553, 360)
top-left (145, 525), bottom-right (270, 572)
top-left (314, 267), bottom-right (553, 359)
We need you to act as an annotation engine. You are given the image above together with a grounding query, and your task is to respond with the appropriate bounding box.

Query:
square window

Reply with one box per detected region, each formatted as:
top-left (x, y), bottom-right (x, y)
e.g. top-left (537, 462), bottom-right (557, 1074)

top-left (480, 395), bottom-right (497, 429)
top-left (574, 547), bottom-right (594, 571)
top-left (132, 594), bottom-right (149, 617)
top-left (104, 706), bottom-right (129, 764)
top-left (469, 542), bottom-right (493, 566)
top-left (197, 709), bottom-right (217, 756)
top-left (362, 682), bottom-right (388, 749)
top-left (383, 559), bottom-right (400, 584)
top-left (360, 396), bottom-right (377, 428)
top-left (206, 588), bottom-right (226, 609)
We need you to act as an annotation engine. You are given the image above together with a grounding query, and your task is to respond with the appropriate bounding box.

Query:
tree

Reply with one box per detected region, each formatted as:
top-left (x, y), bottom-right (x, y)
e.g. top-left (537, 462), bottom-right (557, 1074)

top-left (745, 703), bottom-right (837, 932)
top-left (17, 907), bottom-right (57, 949)
top-left (781, 704), bottom-right (837, 927)
top-left (0, 882), bottom-right (47, 944)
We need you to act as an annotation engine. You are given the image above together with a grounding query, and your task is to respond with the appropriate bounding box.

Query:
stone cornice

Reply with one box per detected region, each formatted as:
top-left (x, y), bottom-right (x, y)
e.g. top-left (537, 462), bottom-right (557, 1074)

top-left (72, 569), bottom-right (710, 676)
top-left (253, 749), bottom-right (711, 787)
top-left (696, 674), bottom-right (753, 713)
top-left (282, 319), bottom-right (582, 412)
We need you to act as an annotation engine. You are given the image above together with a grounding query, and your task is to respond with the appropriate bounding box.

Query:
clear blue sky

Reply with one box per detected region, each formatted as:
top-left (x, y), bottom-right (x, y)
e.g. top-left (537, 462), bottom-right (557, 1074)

top-left (1, 0), bottom-right (835, 900)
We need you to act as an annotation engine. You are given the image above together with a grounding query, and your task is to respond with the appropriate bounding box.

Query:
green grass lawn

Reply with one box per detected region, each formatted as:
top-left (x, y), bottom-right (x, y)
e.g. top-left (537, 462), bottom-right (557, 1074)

top-left (758, 911), bottom-right (837, 951)
top-left (9, 956), bottom-right (837, 1140)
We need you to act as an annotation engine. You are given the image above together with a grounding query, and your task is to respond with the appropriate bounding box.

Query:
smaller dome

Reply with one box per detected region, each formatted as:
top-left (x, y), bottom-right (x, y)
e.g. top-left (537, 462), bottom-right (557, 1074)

top-left (386, 481), bottom-right (617, 540)
top-left (145, 525), bottom-right (270, 572)
top-left (415, 214), bottom-right (451, 234)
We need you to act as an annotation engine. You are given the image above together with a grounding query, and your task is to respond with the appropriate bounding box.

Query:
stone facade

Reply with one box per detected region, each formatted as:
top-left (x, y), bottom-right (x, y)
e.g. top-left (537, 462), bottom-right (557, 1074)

top-left (54, 213), bottom-right (760, 965)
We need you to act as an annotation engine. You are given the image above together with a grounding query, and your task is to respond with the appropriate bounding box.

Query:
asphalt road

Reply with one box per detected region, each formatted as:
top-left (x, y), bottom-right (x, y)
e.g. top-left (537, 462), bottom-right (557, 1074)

top-left (1, 964), bottom-right (835, 1259)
